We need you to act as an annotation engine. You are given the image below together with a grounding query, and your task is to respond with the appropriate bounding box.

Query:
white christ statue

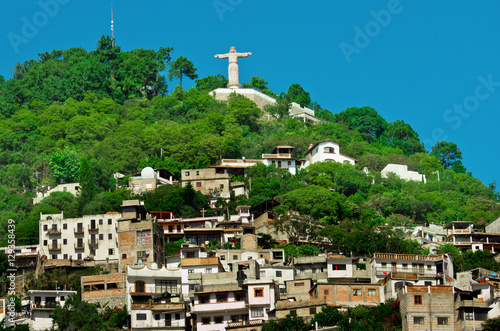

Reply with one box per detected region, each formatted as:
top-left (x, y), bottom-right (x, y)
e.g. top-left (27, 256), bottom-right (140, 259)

top-left (214, 46), bottom-right (252, 88)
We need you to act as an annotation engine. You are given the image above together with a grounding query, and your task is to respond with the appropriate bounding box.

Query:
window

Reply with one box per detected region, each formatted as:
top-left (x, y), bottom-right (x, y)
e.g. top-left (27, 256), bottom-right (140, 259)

top-left (464, 312), bottom-right (473, 320)
top-left (425, 281), bottom-right (432, 286)
top-left (276, 271), bottom-right (282, 277)
top-left (214, 316), bottom-right (223, 324)
top-left (216, 294), bottom-right (228, 302)
top-left (188, 269), bottom-right (194, 273)
top-left (168, 225), bottom-right (173, 232)
top-left (414, 316), bottom-right (424, 324)
top-left (231, 315), bottom-right (239, 323)
top-left (63, 239), bottom-right (67, 245)
top-left (254, 288), bottom-right (263, 297)
top-left (368, 289), bottom-right (377, 296)
top-left (155, 280), bottom-right (177, 294)
top-left (108, 233), bottom-right (112, 240)
top-left (290, 309), bottom-right (297, 316)
top-left (437, 317), bottom-right (448, 325)
top-left (60, 296), bottom-right (65, 301)
top-left (177, 225), bottom-right (181, 232)
top-left (332, 264), bottom-right (346, 270)
top-left (251, 307), bottom-right (264, 317)
top-left (63, 224), bottom-right (67, 230)
top-left (414, 295), bottom-right (422, 305)
top-left (99, 234), bottom-right (103, 240)
top-left (43, 225), bottom-right (48, 231)
top-left (324, 147), bottom-right (335, 153)
top-left (99, 219), bottom-right (103, 225)
top-left (353, 289), bottom-right (362, 296)
top-left (136, 230), bottom-right (151, 245)
top-left (233, 255), bottom-right (238, 260)
top-left (137, 251), bottom-right (149, 261)
top-left (199, 295), bottom-right (210, 304)
top-left (108, 249), bottom-right (114, 255)
top-left (63, 254), bottom-right (68, 259)
top-left (185, 171), bottom-right (190, 177)
top-left (108, 219), bottom-right (112, 225)
top-left (309, 308), bottom-right (316, 315)
top-left (43, 240), bottom-right (47, 246)
top-left (135, 281), bottom-right (145, 293)
top-left (324, 290), bottom-right (329, 295)
top-left (427, 265), bottom-right (432, 270)
top-left (136, 313), bottom-right (147, 321)
top-left (122, 254), bottom-right (127, 259)
top-left (235, 292), bottom-right (245, 301)
top-left (402, 263), bottom-right (408, 270)
top-left (201, 317), bottom-right (210, 325)
top-left (294, 282), bottom-right (304, 287)
top-left (51, 254), bottom-right (57, 259)
top-left (205, 268), bottom-right (212, 274)
top-left (196, 182), bottom-right (202, 187)
top-left (175, 313), bottom-right (180, 320)
top-left (381, 262), bottom-right (387, 268)
top-left (220, 255), bottom-right (226, 261)
top-left (77, 253), bottom-right (82, 260)
top-left (154, 314), bottom-right (160, 320)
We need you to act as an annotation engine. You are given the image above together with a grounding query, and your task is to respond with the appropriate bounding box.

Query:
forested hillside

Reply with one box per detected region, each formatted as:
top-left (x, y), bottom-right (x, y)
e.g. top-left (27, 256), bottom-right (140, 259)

top-left (0, 36), bottom-right (498, 252)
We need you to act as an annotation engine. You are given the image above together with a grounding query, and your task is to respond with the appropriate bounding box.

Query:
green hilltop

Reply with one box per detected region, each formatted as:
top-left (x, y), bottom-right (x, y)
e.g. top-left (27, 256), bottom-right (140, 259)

top-left (0, 36), bottom-right (498, 253)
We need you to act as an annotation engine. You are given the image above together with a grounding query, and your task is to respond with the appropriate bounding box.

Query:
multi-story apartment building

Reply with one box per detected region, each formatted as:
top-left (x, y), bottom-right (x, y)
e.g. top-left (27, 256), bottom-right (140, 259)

top-left (311, 283), bottom-right (384, 308)
top-left (39, 211), bottom-right (122, 263)
top-left (28, 290), bottom-right (77, 331)
top-left (399, 285), bottom-right (455, 331)
top-left (370, 253), bottom-right (454, 299)
top-left (117, 200), bottom-right (165, 273)
top-left (126, 265), bottom-right (185, 331)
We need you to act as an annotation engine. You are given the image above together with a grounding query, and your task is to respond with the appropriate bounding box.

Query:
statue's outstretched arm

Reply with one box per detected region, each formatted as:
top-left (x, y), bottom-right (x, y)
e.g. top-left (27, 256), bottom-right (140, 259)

top-left (236, 52), bottom-right (252, 57)
top-left (214, 54), bottom-right (229, 59)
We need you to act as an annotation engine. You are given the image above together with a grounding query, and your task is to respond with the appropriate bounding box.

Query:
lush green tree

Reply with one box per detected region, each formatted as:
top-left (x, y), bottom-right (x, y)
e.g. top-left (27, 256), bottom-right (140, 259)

top-left (385, 120), bottom-right (425, 155)
top-left (283, 83), bottom-right (311, 108)
top-left (310, 306), bottom-right (343, 328)
top-left (76, 159), bottom-right (97, 213)
top-left (262, 314), bottom-right (309, 331)
top-left (168, 56), bottom-right (198, 87)
top-left (257, 233), bottom-right (277, 249)
top-left (195, 74), bottom-right (228, 91)
top-left (165, 238), bottom-right (186, 256)
top-left (483, 316), bottom-right (500, 331)
top-left (431, 141), bottom-right (463, 169)
top-left (334, 106), bottom-right (388, 138)
top-left (49, 148), bottom-right (80, 184)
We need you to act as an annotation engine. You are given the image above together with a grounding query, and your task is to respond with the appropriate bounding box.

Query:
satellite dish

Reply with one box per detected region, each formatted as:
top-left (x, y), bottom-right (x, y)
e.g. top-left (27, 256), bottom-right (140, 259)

top-left (138, 259), bottom-right (142, 264)
top-left (145, 250), bottom-right (149, 255)
top-left (141, 167), bottom-right (155, 179)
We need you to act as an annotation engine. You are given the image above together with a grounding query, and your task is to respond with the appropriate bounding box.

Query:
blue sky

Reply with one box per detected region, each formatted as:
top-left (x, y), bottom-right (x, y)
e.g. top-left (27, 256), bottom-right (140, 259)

top-left (1, 1), bottom-right (499, 188)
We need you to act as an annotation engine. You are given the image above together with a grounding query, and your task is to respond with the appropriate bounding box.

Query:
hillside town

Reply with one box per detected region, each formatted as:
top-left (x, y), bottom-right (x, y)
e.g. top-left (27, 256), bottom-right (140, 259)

top-left (3, 134), bottom-right (500, 330)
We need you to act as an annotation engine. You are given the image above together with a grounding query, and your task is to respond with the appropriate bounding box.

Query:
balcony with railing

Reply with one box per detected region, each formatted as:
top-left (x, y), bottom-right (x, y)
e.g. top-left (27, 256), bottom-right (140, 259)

top-left (375, 268), bottom-right (437, 278)
top-left (48, 244), bottom-right (61, 251)
top-left (88, 239), bottom-right (99, 247)
top-left (88, 224), bottom-right (99, 231)
top-left (227, 319), bottom-right (263, 328)
top-left (47, 228), bottom-right (61, 236)
top-left (131, 302), bottom-right (184, 311)
top-left (371, 253), bottom-right (445, 261)
top-left (74, 242), bottom-right (85, 250)
top-left (31, 302), bottom-right (62, 310)
top-left (128, 285), bottom-right (182, 296)
top-left (193, 299), bottom-right (248, 312)
top-left (74, 227), bottom-right (84, 235)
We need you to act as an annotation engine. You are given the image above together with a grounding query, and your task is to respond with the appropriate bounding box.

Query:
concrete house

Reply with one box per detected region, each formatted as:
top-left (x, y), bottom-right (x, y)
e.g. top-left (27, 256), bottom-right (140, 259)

top-left (301, 140), bottom-right (356, 168)
top-left (29, 290), bottom-right (77, 331)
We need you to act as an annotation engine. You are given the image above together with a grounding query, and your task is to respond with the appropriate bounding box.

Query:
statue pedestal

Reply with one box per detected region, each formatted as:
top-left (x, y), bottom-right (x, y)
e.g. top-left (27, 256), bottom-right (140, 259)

top-left (228, 84), bottom-right (240, 89)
